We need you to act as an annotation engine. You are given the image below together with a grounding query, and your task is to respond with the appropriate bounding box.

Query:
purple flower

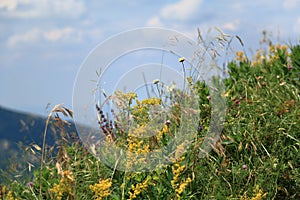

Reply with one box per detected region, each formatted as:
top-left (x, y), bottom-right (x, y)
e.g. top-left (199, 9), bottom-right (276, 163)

top-left (27, 182), bottom-right (34, 187)
top-left (198, 125), bottom-right (203, 132)
top-left (242, 164), bottom-right (247, 170)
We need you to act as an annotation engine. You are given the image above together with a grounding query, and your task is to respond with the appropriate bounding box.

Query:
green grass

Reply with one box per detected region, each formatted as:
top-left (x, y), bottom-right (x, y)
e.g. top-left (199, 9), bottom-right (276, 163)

top-left (0, 35), bottom-right (299, 200)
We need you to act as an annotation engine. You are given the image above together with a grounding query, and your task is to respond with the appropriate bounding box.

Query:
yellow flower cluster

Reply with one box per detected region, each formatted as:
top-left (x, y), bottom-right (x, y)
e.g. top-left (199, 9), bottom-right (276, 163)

top-left (251, 43), bottom-right (290, 66)
top-left (0, 185), bottom-right (5, 199)
top-left (0, 186), bottom-right (18, 200)
top-left (49, 170), bottom-right (75, 200)
top-left (251, 49), bottom-right (265, 66)
top-left (171, 156), bottom-right (192, 199)
top-left (156, 124), bottom-right (169, 141)
top-left (132, 97), bottom-right (162, 125)
top-left (123, 92), bottom-right (138, 102)
top-left (235, 51), bottom-right (247, 63)
top-left (128, 179), bottom-right (149, 200)
top-left (269, 44), bottom-right (288, 54)
top-left (250, 185), bottom-right (267, 200)
top-left (127, 135), bottom-right (150, 154)
top-left (171, 164), bottom-right (185, 187)
top-left (114, 91), bottom-right (137, 108)
top-left (6, 190), bottom-right (17, 200)
top-left (138, 97), bottom-right (162, 106)
top-left (241, 185), bottom-right (267, 200)
top-left (126, 133), bottom-right (150, 169)
top-left (268, 43), bottom-right (289, 63)
top-left (175, 177), bottom-right (192, 198)
top-left (89, 178), bottom-right (112, 200)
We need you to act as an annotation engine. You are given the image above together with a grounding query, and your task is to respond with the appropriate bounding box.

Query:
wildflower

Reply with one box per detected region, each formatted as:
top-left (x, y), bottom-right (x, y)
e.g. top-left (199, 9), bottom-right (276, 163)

top-left (50, 170), bottom-right (75, 200)
top-left (175, 177), bottom-right (192, 198)
top-left (280, 44), bottom-right (288, 51)
top-left (207, 95), bottom-right (211, 101)
top-left (279, 82), bottom-right (286, 86)
top-left (178, 57), bottom-right (185, 62)
top-left (198, 125), bottom-right (203, 132)
top-left (139, 97), bottom-right (161, 105)
top-left (242, 164), bottom-right (247, 170)
top-left (6, 191), bottom-right (16, 200)
top-left (91, 135), bottom-right (96, 142)
top-left (27, 182), bottom-right (34, 187)
top-left (124, 92), bottom-right (137, 101)
top-left (235, 51), bottom-right (247, 62)
top-left (89, 178), bottom-right (112, 200)
top-left (0, 185), bottom-right (6, 199)
top-left (250, 185), bottom-right (268, 200)
top-left (236, 51), bottom-right (243, 58)
top-left (166, 84), bottom-right (176, 93)
top-left (156, 124), bottom-right (170, 141)
top-left (171, 156), bottom-right (192, 199)
top-left (165, 120), bottom-right (171, 126)
top-left (153, 79), bottom-right (160, 84)
top-left (234, 99), bottom-right (241, 106)
top-left (128, 179), bottom-right (149, 200)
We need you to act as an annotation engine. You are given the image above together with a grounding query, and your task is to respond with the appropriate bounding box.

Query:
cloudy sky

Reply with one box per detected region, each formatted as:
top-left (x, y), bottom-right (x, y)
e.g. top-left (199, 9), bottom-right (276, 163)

top-left (1, 0), bottom-right (300, 116)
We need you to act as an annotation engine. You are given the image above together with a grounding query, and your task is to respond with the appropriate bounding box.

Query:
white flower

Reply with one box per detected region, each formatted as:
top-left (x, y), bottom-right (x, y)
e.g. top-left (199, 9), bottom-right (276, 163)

top-left (153, 79), bottom-right (160, 84)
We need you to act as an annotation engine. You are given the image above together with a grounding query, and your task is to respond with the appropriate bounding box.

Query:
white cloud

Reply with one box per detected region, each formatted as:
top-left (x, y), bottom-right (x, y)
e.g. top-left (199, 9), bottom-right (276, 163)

top-left (7, 27), bottom-right (103, 47)
top-left (283, 0), bottom-right (300, 9)
top-left (0, 0), bottom-right (18, 11)
top-left (7, 28), bottom-right (42, 47)
top-left (7, 27), bottom-right (76, 47)
top-left (0, 0), bottom-right (86, 18)
top-left (160, 0), bottom-right (203, 21)
top-left (146, 16), bottom-right (164, 27)
top-left (221, 20), bottom-right (240, 31)
top-left (44, 27), bottom-right (75, 41)
top-left (293, 17), bottom-right (300, 34)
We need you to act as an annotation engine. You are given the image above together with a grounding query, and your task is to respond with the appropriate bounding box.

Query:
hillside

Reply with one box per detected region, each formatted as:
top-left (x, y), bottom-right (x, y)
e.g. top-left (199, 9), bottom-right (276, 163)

top-left (0, 106), bottom-right (76, 171)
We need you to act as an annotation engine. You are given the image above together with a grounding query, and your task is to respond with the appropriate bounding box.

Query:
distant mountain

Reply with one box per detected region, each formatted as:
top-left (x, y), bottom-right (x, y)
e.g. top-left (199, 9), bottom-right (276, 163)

top-left (0, 106), bottom-right (77, 171)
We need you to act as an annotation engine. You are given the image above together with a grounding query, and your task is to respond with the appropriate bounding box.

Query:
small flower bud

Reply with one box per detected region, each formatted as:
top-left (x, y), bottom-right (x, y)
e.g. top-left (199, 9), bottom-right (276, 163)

top-left (178, 57), bottom-right (185, 63)
top-left (153, 79), bottom-right (160, 84)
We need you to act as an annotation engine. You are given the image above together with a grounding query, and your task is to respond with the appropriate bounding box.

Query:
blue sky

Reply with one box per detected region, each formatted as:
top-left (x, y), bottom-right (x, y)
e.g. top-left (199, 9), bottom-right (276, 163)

top-left (1, 0), bottom-right (300, 116)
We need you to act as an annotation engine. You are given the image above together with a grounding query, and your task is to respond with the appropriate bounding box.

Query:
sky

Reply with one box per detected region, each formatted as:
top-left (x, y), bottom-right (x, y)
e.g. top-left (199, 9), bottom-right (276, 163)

top-left (0, 0), bottom-right (300, 116)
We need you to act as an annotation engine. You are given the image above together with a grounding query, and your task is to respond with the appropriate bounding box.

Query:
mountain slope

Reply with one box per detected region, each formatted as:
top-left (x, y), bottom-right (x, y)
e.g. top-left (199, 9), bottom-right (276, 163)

top-left (0, 106), bottom-right (77, 171)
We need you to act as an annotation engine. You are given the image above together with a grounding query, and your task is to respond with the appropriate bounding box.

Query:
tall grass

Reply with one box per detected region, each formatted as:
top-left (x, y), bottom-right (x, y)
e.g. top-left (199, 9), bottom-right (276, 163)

top-left (0, 33), bottom-right (299, 200)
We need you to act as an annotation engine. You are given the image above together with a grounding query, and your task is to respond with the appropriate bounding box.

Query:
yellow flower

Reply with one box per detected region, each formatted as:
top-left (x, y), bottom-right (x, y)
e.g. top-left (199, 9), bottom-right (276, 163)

top-left (240, 185), bottom-right (267, 200)
top-left (140, 97), bottom-right (161, 105)
top-left (124, 92), bottom-right (137, 101)
top-left (128, 179), bottom-right (149, 200)
top-left (156, 124), bottom-right (170, 141)
top-left (175, 177), bottom-right (192, 197)
top-left (6, 191), bottom-right (17, 200)
top-left (236, 51), bottom-right (243, 58)
top-left (50, 170), bottom-right (75, 200)
top-left (89, 178), bottom-right (112, 200)
top-left (235, 51), bottom-right (247, 62)
top-left (171, 157), bottom-right (192, 199)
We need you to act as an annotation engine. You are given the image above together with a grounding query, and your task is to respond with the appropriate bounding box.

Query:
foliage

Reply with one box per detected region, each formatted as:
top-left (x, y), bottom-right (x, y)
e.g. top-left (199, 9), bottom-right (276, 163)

top-left (0, 33), bottom-right (299, 200)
